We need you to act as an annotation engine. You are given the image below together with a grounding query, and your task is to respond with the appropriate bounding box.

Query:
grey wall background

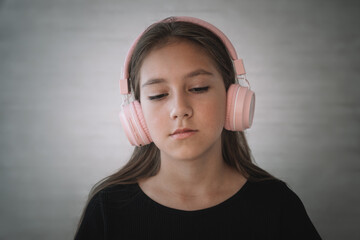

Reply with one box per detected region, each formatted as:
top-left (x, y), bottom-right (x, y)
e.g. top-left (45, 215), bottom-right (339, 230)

top-left (1, 0), bottom-right (359, 239)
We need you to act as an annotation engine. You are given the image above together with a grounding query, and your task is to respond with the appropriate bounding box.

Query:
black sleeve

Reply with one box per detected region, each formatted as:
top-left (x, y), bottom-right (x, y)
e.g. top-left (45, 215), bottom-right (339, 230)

top-left (74, 192), bottom-right (105, 240)
top-left (279, 186), bottom-right (322, 240)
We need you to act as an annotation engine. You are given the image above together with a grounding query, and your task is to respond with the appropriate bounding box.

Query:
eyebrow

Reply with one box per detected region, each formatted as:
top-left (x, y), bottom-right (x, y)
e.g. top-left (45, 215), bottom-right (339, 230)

top-left (141, 69), bottom-right (214, 88)
top-left (184, 69), bottom-right (213, 79)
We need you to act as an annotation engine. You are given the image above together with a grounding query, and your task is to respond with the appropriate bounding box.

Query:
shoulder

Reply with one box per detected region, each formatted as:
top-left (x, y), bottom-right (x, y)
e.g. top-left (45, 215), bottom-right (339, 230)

top-left (76, 183), bottom-right (142, 239)
top-left (242, 179), bottom-right (308, 214)
top-left (77, 184), bottom-right (141, 232)
top-left (246, 178), bottom-right (288, 191)
top-left (92, 183), bottom-right (142, 209)
top-left (82, 183), bottom-right (140, 215)
top-left (244, 179), bottom-right (322, 239)
top-left (245, 179), bottom-right (299, 202)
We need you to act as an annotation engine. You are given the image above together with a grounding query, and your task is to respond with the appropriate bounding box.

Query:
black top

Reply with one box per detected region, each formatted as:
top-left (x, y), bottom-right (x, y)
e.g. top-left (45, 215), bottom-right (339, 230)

top-left (75, 179), bottom-right (322, 240)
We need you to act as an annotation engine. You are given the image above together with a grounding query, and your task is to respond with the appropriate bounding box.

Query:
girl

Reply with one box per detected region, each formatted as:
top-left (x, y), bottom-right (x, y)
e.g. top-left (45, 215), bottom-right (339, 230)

top-left (75, 16), bottom-right (321, 239)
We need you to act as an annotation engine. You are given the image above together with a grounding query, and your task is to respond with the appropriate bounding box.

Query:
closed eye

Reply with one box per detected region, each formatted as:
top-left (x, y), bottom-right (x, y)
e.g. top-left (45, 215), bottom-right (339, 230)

top-left (147, 87), bottom-right (209, 101)
top-left (148, 93), bottom-right (168, 101)
top-left (190, 86), bottom-right (209, 93)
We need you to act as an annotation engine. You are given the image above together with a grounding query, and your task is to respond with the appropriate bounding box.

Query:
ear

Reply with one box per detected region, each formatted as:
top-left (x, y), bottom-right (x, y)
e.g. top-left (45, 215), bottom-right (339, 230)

top-left (225, 84), bottom-right (255, 131)
top-left (119, 101), bottom-right (153, 146)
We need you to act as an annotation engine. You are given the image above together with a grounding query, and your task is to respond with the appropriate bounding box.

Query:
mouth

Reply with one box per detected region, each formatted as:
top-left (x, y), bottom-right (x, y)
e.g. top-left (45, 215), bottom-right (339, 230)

top-left (170, 128), bottom-right (198, 140)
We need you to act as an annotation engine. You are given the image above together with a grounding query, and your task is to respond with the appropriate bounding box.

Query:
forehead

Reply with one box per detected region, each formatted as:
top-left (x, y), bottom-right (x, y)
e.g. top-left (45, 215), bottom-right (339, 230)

top-left (139, 40), bottom-right (218, 83)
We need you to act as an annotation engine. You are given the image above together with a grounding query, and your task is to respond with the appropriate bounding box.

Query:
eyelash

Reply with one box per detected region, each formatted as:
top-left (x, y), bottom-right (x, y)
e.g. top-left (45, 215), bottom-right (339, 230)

top-left (148, 86), bottom-right (210, 101)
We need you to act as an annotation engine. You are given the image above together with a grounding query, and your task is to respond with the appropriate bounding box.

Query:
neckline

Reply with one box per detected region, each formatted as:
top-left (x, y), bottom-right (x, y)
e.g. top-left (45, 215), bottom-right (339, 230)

top-left (135, 180), bottom-right (250, 215)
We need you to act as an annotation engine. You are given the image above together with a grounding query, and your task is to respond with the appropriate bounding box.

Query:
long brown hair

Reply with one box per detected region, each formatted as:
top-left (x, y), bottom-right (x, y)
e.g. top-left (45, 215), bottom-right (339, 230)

top-left (76, 17), bottom-right (276, 232)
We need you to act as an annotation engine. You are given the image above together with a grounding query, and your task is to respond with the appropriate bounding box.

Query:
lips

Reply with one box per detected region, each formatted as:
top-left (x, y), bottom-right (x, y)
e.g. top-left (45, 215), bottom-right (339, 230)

top-left (171, 128), bottom-right (197, 135)
top-left (170, 128), bottom-right (198, 140)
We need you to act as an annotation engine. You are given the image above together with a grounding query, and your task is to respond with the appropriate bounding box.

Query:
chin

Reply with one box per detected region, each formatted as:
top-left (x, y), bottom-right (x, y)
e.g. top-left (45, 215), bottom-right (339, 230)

top-left (161, 143), bottom-right (217, 162)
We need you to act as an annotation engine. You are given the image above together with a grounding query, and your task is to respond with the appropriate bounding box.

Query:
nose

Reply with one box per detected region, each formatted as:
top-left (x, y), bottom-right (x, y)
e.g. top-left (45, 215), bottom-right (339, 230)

top-left (169, 92), bottom-right (193, 120)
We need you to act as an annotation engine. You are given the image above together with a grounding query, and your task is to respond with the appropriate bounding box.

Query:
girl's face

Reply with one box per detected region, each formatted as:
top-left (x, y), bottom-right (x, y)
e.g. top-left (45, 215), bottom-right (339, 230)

top-left (139, 40), bottom-right (227, 161)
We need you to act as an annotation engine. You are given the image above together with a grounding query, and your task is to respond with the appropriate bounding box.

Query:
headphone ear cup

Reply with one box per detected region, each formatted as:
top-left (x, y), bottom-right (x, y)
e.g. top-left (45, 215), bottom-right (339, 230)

top-left (225, 84), bottom-right (255, 131)
top-left (119, 101), bottom-right (152, 146)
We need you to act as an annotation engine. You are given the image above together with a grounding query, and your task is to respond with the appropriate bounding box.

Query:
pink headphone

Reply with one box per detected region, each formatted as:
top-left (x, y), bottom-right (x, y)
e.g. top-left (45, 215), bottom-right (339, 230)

top-left (119, 16), bottom-right (255, 146)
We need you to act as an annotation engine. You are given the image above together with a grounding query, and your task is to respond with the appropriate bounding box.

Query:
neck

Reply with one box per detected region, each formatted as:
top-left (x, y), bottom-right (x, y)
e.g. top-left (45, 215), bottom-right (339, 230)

top-left (154, 142), bottom-right (236, 197)
top-left (137, 140), bottom-right (247, 210)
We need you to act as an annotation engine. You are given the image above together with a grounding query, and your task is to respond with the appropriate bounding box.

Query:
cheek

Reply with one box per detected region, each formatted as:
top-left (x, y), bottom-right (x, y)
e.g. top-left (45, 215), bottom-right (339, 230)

top-left (141, 102), bottom-right (167, 139)
top-left (199, 95), bottom-right (227, 129)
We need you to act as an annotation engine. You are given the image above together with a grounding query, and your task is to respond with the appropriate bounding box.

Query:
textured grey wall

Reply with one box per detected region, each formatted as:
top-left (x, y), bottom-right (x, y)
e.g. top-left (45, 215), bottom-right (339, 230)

top-left (1, 0), bottom-right (359, 239)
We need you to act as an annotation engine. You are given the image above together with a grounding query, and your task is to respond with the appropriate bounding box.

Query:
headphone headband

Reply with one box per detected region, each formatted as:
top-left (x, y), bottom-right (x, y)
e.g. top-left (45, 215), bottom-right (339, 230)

top-left (119, 16), bottom-right (246, 94)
